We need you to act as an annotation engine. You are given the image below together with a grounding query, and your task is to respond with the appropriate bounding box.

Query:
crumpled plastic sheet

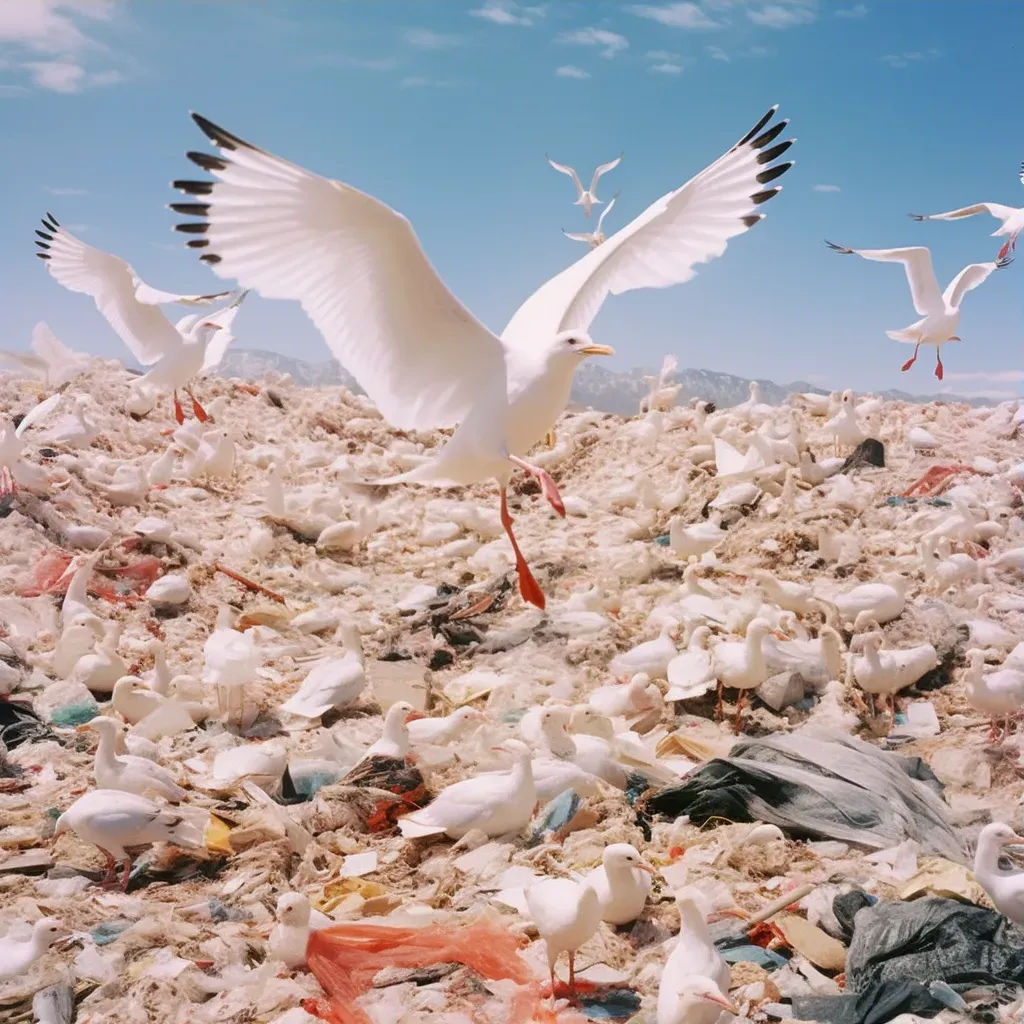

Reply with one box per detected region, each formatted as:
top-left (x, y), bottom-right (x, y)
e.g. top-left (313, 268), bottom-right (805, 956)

top-left (15, 550), bottom-right (163, 602)
top-left (304, 918), bottom-right (538, 1024)
top-left (792, 892), bottom-right (1024, 1024)
top-left (642, 729), bottom-right (965, 863)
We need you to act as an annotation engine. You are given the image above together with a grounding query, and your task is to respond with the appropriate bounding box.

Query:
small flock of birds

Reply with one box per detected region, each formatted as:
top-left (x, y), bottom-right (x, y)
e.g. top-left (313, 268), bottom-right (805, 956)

top-left (4, 101), bottom-right (1024, 1022)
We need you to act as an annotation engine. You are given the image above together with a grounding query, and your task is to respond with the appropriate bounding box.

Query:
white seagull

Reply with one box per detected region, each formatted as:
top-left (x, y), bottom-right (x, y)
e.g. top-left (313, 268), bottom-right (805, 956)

top-left (34, 213), bottom-right (236, 422)
top-left (563, 191), bottom-right (620, 249)
top-left (0, 322), bottom-right (91, 389)
top-left (825, 241), bottom-right (1011, 380)
top-left (170, 107), bottom-right (793, 608)
top-left (910, 169), bottom-right (1024, 261)
top-left (546, 152), bottom-right (623, 217)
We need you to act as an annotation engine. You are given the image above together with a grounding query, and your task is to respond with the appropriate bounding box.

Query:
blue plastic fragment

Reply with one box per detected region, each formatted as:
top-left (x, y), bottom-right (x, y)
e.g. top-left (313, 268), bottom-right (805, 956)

top-left (578, 988), bottom-right (642, 1019)
top-left (291, 771), bottom-right (338, 799)
top-left (533, 789), bottom-right (581, 836)
top-left (927, 981), bottom-right (968, 1010)
top-left (654, 535), bottom-right (671, 547)
top-left (208, 898), bottom-right (250, 923)
top-left (720, 944), bottom-right (790, 969)
top-left (50, 701), bottom-right (100, 728)
top-left (502, 708), bottom-right (529, 725)
top-left (91, 920), bottom-right (130, 946)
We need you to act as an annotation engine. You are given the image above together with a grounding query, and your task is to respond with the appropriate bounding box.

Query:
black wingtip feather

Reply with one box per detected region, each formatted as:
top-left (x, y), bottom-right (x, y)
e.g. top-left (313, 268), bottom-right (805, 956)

top-left (34, 240), bottom-right (50, 250)
top-left (741, 214), bottom-right (762, 228)
top-left (825, 240), bottom-right (854, 254)
top-left (757, 139), bottom-right (794, 165)
top-left (45, 212), bottom-right (58, 226)
top-left (173, 179), bottom-right (214, 196)
top-left (756, 162), bottom-right (791, 185)
top-left (191, 113), bottom-right (250, 152)
top-left (187, 151), bottom-right (229, 172)
top-left (36, 253), bottom-right (50, 260)
top-left (736, 107), bottom-right (777, 149)
top-left (997, 255), bottom-right (1014, 269)
top-left (751, 120), bottom-right (788, 151)
top-left (169, 202), bottom-right (210, 216)
top-left (187, 238), bottom-right (210, 249)
top-left (199, 254), bottom-right (222, 265)
top-left (174, 222), bottom-right (209, 234)
top-left (751, 188), bottom-right (780, 205)
top-left (908, 213), bottom-right (925, 221)
top-left (35, 230), bottom-right (53, 241)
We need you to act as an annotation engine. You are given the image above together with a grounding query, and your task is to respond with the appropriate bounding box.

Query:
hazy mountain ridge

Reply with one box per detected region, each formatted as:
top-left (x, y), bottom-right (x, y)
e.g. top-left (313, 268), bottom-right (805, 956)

top-left (215, 349), bottom-right (993, 413)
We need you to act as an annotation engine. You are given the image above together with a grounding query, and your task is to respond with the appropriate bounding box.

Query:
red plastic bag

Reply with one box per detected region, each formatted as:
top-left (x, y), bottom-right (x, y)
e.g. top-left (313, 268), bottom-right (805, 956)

top-left (16, 551), bottom-right (163, 603)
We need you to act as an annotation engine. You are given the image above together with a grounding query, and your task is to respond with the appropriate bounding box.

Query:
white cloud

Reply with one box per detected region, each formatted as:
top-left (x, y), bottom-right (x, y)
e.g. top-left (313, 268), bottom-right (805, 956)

top-left (44, 185), bottom-right (88, 195)
top-left (403, 28), bottom-right (463, 49)
top-left (835, 3), bottom-right (868, 16)
top-left (470, 1), bottom-right (534, 25)
top-left (961, 389), bottom-right (1019, 400)
top-left (750, 45), bottom-right (770, 55)
top-left (813, 183), bottom-right (841, 192)
top-left (630, 3), bottom-right (721, 29)
top-left (555, 64), bottom-right (590, 79)
top-left (707, 44), bottom-right (729, 60)
top-left (558, 27), bottom-right (628, 58)
top-left (747, 3), bottom-right (817, 28)
top-left (23, 58), bottom-right (120, 92)
top-left (650, 61), bottom-right (683, 74)
top-left (646, 49), bottom-right (680, 60)
top-left (881, 50), bottom-right (938, 68)
top-left (943, 370), bottom-right (1024, 383)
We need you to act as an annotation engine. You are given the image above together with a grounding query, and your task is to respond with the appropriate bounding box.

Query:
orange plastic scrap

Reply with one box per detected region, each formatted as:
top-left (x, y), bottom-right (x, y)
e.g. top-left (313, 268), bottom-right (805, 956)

top-left (902, 464), bottom-right (976, 499)
top-left (305, 919), bottom-right (535, 1024)
top-left (16, 551), bottom-right (163, 603)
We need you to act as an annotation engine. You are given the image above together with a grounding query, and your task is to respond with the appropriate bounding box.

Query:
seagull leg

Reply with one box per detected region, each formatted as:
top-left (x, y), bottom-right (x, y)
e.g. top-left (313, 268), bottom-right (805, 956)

top-left (545, 430), bottom-right (556, 448)
top-left (508, 455), bottom-right (565, 518)
top-left (98, 848), bottom-right (118, 886)
top-left (173, 390), bottom-right (185, 426)
top-left (499, 488), bottom-right (545, 610)
top-left (733, 691), bottom-right (745, 734)
top-left (998, 231), bottom-right (1019, 260)
top-left (120, 857), bottom-right (133, 891)
top-left (567, 951), bottom-right (579, 1003)
top-left (934, 351), bottom-right (944, 381)
top-left (185, 386), bottom-right (211, 423)
top-left (715, 681), bottom-right (724, 722)
top-left (0, 465), bottom-right (17, 499)
top-left (548, 964), bottom-right (559, 1008)
top-left (900, 344), bottom-right (920, 373)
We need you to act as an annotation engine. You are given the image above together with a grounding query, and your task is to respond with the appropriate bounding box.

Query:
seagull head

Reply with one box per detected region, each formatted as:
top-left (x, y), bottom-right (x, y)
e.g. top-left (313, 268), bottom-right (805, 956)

top-left (678, 976), bottom-right (738, 1014)
top-left (551, 330), bottom-right (615, 364)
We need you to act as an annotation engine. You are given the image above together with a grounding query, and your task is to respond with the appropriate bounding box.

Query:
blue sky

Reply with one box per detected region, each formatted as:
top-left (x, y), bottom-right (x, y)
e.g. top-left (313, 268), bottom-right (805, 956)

top-left (1, 1), bottom-right (1022, 398)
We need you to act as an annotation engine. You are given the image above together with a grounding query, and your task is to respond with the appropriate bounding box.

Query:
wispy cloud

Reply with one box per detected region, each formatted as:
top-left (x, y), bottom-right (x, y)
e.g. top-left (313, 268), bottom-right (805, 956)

top-left (346, 56), bottom-right (400, 71)
top-left (630, 3), bottom-right (722, 29)
top-left (881, 49), bottom-right (941, 68)
top-left (835, 3), bottom-right (868, 17)
top-left (650, 61), bottom-right (684, 74)
top-left (44, 185), bottom-right (88, 196)
top-left (960, 389), bottom-right (1019, 400)
top-left (0, 1), bottom-right (127, 93)
top-left (747, 3), bottom-right (817, 28)
top-left (555, 64), bottom-right (590, 79)
top-left (707, 44), bottom-right (730, 61)
top-left (403, 28), bottom-right (463, 50)
top-left (470, 1), bottom-right (537, 25)
top-left (646, 50), bottom-right (679, 61)
top-left (558, 27), bottom-right (628, 59)
top-left (750, 45), bottom-right (770, 55)
top-left (944, 370), bottom-right (1024, 383)
top-left (813, 183), bottom-right (841, 193)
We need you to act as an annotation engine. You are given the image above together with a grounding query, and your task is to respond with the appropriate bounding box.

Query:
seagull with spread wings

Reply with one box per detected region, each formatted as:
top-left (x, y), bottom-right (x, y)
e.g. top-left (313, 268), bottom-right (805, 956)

top-left (910, 164), bottom-right (1024, 261)
top-left (546, 152), bottom-right (623, 217)
top-left (825, 241), bottom-right (1011, 379)
top-left (168, 105), bottom-right (793, 609)
top-left (563, 192), bottom-right (620, 249)
top-left (34, 214), bottom-right (237, 423)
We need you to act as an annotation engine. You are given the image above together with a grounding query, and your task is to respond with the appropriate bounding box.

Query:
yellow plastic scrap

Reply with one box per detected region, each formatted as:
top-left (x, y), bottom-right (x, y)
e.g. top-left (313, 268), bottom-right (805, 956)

top-left (204, 814), bottom-right (234, 856)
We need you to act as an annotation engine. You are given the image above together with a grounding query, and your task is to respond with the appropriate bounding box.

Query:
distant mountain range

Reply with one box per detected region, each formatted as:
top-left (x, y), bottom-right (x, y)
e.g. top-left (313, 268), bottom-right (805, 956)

top-left (215, 348), bottom-right (992, 413)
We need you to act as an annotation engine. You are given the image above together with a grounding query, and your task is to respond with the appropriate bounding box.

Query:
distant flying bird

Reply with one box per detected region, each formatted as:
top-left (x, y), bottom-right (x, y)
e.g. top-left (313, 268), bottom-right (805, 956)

top-left (0, 322), bottom-right (92, 389)
top-left (825, 241), bottom-right (1011, 380)
top-left (546, 152), bottom-right (623, 217)
top-left (563, 191), bottom-right (620, 249)
top-left (910, 166), bottom-right (1024, 261)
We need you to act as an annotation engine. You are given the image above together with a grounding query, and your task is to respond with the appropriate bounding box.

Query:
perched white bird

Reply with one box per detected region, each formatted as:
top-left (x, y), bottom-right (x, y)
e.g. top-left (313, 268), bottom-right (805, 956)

top-left (361, 701), bottom-right (423, 761)
top-left (563, 191), bottom-right (620, 248)
top-left (823, 389), bottom-right (864, 456)
top-left (666, 626), bottom-right (716, 701)
top-left (669, 517), bottom-right (726, 561)
top-left (268, 892), bottom-right (331, 969)
top-left (832, 575), bottom-right (908, 631)
top-left (54, 789), bottom-right (203, 890)
top-left (609, 623), bottom-right (678, 679)
top-left (973, 822), bottom-right (1024, 925)
top-left (658, 975), bottom-right (737, 1024)
top-left (398, 739), bottom-right (536, 839)
top-left (34, 213), bottom-right (233, 416)
top-left (825, 241), bottom-right (1011, 380)
top-left (0, 387), bottom-right (67, 498)
top-left (525, 876), bottom-right (601, 1002)
top-left (77, 716), bottom-right (185, 802)
top-left (279, 625), bottom-right (366, 719)
top-left (203, 605), bottom-right (260, 723)
top-left (546, 152), bottom-right (622, 217)
top-left (711, 617), bottom-right (774, 728)
top-left (588, 673), bottom-right (664, 718)
top-left (171, 107), bottom-right (793, 609)
top-left (0, 918), bottom-right (69, 983)
top-left (911, 193), bottom-right (1024, 261)
top-left (584, 844), bottom-right (654, 925)
top-left (407, 706), bottom-right (486, 747)
top-left (963, 649), bottom-right (1024, 742)
top-left (0, 321), bottom-right (91, 388)
top-left (848, 632), bottom-right (938, 716)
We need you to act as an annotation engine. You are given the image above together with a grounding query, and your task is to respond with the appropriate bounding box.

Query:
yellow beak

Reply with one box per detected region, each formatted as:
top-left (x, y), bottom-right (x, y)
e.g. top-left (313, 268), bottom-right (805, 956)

top-left (707, 993), bottom-right (739, 1014)
top-left (579, 344), bottom-right (615, 357)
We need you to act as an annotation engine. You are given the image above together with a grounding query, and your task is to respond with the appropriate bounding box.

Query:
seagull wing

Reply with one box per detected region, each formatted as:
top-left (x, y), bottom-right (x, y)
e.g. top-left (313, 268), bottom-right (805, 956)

top-left (15, 386), bottom-right (67, 437)
top-left (826, 242), bottom-right (943, 316)
top-left (659, 352), bottom-right (678, 386)
top-left (588, 152), bottom-right (623, 195)
top-left (171, 114), bottom-right (507, 431)
top-left (562, 230), bottom-right (595, 244)
top-left (943, 257), bottom-right (1011, 309)
top-left (504, 107), bottom-right (794, 348)
top-left (200, 290), bottom-right (250, 374)
top-left (130, 275), bottom-right (233, 307)
top-left (910, 203), bottom-right (1020, 226)
top-left (595, 191), bottom-right (619, 232)
top-left (0, 350), bottom-right (46, 380)
top-left (546, 155), bottom-right (585, 199)
top-left (35, 215), bottom-right (183, 366)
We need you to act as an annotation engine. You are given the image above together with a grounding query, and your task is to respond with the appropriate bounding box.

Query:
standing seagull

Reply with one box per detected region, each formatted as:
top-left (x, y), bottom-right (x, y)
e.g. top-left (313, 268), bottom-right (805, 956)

top-left (825, 242), bottom-right (1011, 380)
top-left (563, 192), bottom-right (620, 249)
top-left (169, 106), bottom-right (792, 610)
top-left (910, 168), bottom-right (1024, 261)
top-left (546, 152), bottom-right (623, 217)
top-left (34, 214), bottom-right (235, 422)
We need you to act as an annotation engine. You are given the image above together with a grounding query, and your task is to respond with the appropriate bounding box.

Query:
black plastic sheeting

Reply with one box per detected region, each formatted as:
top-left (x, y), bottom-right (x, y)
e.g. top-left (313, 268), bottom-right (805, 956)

top-left (791, 893), bottom-right (1024, 1024)
top-left (642, 729), bottom-right (965, 863)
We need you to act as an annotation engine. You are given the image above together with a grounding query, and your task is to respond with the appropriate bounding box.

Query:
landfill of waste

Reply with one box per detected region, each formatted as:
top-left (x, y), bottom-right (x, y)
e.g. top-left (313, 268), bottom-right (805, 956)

top-left (3, 361), bottom-right (1024, 1024)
